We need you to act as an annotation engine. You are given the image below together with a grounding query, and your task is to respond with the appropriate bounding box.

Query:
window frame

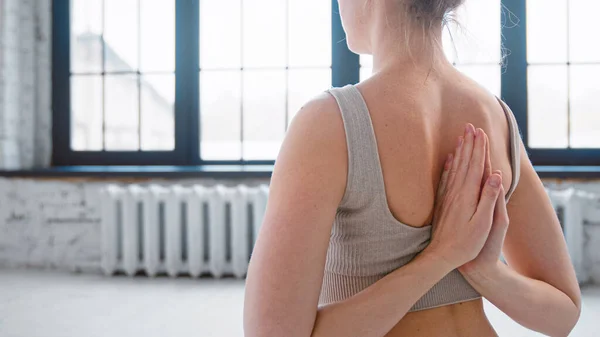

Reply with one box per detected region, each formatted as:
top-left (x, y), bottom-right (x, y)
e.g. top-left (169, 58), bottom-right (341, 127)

top-left (53, 0), bottom-right (197, 165)
top-left (501, 0), bottom-right (600, 165)
top-left (52, 0), bottom-right (599, 167)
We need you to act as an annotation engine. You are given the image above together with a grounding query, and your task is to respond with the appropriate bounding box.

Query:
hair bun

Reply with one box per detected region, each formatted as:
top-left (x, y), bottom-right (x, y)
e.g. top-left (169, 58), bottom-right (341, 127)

top-left (410, 0), bottom-right (465, 22)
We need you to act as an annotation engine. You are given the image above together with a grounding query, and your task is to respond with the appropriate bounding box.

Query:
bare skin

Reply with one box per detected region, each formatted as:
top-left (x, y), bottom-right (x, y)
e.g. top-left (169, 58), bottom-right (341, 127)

top-left (244, 1), bottom-right (581, 336)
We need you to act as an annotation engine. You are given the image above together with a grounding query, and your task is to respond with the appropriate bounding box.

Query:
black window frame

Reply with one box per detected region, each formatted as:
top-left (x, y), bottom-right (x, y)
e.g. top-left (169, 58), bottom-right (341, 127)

top-left (502, 0), bottom-right (600, 165)
top-left (53, 0), bottom-right (599, 167)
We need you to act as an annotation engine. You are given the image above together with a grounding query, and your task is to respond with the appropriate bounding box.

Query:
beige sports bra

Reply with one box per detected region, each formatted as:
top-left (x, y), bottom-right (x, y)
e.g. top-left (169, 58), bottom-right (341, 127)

top-left (319, 85), bottom-right (521, 312)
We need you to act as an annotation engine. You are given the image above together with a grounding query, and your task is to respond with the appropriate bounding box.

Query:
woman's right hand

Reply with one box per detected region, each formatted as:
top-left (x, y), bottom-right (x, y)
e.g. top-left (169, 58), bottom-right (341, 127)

top-left (424, 124), bottom-right (504, 270)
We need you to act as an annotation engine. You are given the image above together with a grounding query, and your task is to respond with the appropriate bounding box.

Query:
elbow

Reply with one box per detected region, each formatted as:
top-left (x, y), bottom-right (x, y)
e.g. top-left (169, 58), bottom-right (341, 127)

top-left (555, 283), bottom-right (582, 337)
top-left (568, 301), bottom-right (582, 335)
top-left (243, 310), bottom-right (315, 337)
top-left (553, 302), bottom-right (581, 337)
top-left (566, 291), bottom-right (583, 336)
top-left (244, 325), bottom-right (313, 337)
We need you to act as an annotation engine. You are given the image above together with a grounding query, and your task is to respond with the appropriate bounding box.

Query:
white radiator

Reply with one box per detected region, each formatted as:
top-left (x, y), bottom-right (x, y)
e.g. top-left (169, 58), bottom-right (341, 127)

top-left (99, 183), bottom-right (589, 282)
top-left (100, 184), bottom-right (269, 278)
top-left (547, 188), bottom-right (593, 284)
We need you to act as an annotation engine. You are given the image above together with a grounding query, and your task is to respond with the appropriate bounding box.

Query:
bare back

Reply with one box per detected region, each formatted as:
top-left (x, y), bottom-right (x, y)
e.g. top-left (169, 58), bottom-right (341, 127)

top-left (356, 67), bottom-right (515, 230)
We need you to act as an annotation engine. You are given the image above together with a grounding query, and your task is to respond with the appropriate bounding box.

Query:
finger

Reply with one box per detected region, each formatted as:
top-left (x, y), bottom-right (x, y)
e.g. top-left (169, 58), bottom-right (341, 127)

top-left (447, 135), bottom-right (464, 189)
top-left (493, 169), bottom-right (504, 200)
top-left (487, 184), bottom-right (510, 250)
top-left (493, 184), bottom-right (509, 229)
top-left (481, 133), bottom-right (492, 190)
top-left (466, 128), bottom-right (487, 190)
top-left (436, 153), bottom-right (453, 202)
top-left (471, 173), bottom-right (503, 225)
top-left (455, 123), bottom-right (476, 186)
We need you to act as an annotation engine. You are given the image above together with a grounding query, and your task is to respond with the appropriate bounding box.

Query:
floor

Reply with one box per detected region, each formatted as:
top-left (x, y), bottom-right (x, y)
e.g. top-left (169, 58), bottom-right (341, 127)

top-left (0, 269), bottom-right (598, 337)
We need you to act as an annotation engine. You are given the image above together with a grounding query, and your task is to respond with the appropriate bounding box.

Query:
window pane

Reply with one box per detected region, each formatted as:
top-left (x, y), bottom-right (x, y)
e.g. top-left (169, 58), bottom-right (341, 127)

top-left (200, 0), bottom-right (242, 69)
top-left (70, 0), bottom-right (103, 73)
top-left (201, 71), bottom-right (242, 160)
top-left (104, 0), bottom-right (138, 72)
top-left (288, 69), bottom-right (331, 123)
top-left (288, 0), bottom-right (331, 67)
top-left (243, 0), bottom-right (287, 68)
top-left (140, 0), bottom-right (175, 72)
top-left (527, 65), bottom-right (569, 148)
top-left (141, 74), bottom-right (175, 151)
top-left (243, 70), bottom-right (286, 160)
top-left (360, 55), bottom-right (373, 81)
top-left (450, 0), bottom-right (501, 64)
top-left (569, 0), bottom-right (600, 63)
top-left (360, 55), bottom-right (373, 67)
top-left (360, 67), bottom-right (373, 82)
top-left (456, 65), bottom-right (501, 97)
top-left (527, 0), bottom-right (568, 64)
top-left (71, 76), bottom-right (103, 150)
top-left (104, 74), bottom-right (140, 150)
top-left (570, 65), bottom-right (600, 148)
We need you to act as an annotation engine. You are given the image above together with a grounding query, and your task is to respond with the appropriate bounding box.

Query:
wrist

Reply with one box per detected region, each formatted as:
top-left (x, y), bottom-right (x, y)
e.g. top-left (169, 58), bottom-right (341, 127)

top-left (462, 260), bottom-right (506, 283)
top-left (418, 248), bottom-right (457, 275)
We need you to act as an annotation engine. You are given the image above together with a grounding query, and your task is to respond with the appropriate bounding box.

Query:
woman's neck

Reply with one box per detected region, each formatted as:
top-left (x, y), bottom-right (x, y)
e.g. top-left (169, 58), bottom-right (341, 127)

top-left (369, 8), bottom-right (451, 76)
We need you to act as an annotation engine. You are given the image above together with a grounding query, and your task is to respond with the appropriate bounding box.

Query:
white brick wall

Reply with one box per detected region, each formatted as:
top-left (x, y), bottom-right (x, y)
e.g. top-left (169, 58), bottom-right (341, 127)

top-left (0, 0), bottom-right (52, 169)
top-left (0, 179), bottom-right (104, 270)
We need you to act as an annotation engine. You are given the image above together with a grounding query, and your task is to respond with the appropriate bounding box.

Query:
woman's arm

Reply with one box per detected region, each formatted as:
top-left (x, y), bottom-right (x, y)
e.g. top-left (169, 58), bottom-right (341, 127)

top-left (243, 96), bottom-right (502, 337)
top-left (463, 260), bottom-right (579, 337)
top-left (460, 140), bottom-right (581, 337)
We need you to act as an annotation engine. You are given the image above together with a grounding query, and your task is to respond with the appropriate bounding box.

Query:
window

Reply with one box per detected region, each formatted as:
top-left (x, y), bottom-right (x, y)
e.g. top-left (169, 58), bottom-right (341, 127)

top-left (449, 0), bottom-right (502, 97)
top-left (502, 0), bottom-right (600, 165)
top-left (199, 0), bottom-right (331, 161)
top-left (70, 0), bottom-right (176, 152)
top-left (53, 0), bottom-right (599, 166)
top-left (527, 0), bottom-right (600, 149)
top-left (53, 0), bottom-right (333, 165)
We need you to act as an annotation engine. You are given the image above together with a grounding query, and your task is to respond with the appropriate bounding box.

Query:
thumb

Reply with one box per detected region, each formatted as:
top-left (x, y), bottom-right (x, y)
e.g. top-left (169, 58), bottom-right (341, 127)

top-left (472, 173), bottom-right (503, 225)
top-left (492, 184), bottom-right (510, 233)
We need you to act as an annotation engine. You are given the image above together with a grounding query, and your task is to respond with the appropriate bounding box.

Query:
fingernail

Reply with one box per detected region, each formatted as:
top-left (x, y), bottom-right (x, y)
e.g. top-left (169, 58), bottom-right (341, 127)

top-left (457, 136), bottom-right (464, 148)
top-left (465, 124), bottom-right (472, 134)
top-left (489, 175), bottom-right (501, 188)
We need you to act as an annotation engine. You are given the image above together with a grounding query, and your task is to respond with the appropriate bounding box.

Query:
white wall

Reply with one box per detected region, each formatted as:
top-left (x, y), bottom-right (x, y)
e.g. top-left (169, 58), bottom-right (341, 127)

top-left (0, 0), bottom-right (52, 169)
top-left (0, 179), bottom-right (104, 270)
top-left (1, 177), bottom-right (599, 285)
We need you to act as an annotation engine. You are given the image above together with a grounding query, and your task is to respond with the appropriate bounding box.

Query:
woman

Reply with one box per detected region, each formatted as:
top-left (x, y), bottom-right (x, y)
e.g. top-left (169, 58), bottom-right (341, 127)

top-left (244, 1), bottom-right (581, 336)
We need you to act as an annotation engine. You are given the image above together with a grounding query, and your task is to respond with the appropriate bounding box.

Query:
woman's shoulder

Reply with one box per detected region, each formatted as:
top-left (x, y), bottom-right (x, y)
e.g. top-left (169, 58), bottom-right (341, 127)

top-left (280, 90), bottom-right (347, 167)
top-left (273, 91), bottom-right (348, 204)
top-left (288, 91), bottom-right (344, 138)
